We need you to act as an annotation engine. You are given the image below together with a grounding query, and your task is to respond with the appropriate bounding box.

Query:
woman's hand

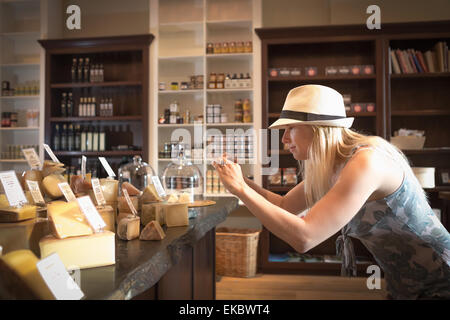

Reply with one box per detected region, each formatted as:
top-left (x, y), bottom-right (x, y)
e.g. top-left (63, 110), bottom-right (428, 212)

top-left (211, 154), bottom-right (247, 197)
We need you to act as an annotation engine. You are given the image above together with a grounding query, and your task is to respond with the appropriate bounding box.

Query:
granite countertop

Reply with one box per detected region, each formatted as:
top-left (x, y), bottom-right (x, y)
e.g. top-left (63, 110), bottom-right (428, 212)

top-left (79, 197), bottom-right (238, 300)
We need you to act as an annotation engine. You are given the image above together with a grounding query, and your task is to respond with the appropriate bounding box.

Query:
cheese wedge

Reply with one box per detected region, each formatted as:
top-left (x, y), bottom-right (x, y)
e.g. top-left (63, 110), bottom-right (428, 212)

top-left (42, 174), bottom-right (66, 199)
top-left (118, 195), bottom-right (139, 214)
top-left (97, 205), bottom-right (115, 232)
top-left (0, 249), bottom-right (54, 300)
top-left (0, 193), bottom-right (10, 208)
top-left (165, 203), bottom-right (189, 227)
top-left (117, 215), bottom-right (140, 241)
top-left (140, 184), bottom-right (162, 203)
top-left (21, 170), bottom-right (44, 192)
top-left (141, 202), bottom-right (166, 226)
top-left (167, 193), bottom-right (178, 203)
top-left (39, 231), bottom-right (115, 269)
top-left (0, 205), bottom-right (37, 223)
top-left (121, 182), bottom-right (141, 196)
top-left (99, 178), bottom-right (119, 203)
top-left (47, 201), bottom-right (93, 239)
top-left (140, 220), bottom-right (165, 241)
top-left (70, 175), bottom-right (92, 195)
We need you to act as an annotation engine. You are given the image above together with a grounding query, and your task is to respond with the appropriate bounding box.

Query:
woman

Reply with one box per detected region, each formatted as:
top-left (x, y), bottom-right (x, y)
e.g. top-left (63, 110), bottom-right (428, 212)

top-left (212, 84), bottom-right (450, 299)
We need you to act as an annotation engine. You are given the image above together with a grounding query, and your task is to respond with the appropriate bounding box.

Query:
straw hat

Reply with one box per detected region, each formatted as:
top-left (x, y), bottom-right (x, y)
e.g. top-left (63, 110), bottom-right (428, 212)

top-left (269, 84), bottom-right (354, 129)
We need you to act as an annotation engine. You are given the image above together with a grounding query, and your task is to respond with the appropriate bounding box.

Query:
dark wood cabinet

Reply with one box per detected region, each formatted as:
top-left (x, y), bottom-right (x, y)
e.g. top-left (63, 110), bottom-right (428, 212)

top-left (256, 21), bottom-right (450, 275)
top-left (38, 34), bottom-right (153, 175)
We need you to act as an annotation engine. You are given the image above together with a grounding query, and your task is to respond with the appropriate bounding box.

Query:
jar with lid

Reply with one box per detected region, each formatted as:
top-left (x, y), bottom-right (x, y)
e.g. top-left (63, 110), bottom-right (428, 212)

top-left (118, 155), bottom-right (156, 192)
top-left (221, 42), bottom-right (229, 54)
top-left (216, 73), bottom-right (225, 89)
top-left (229, 42), bottom-right (236, 53)
top-left (208, 73), bottom-right (217, 89)
top-left (236, 41), bottom-right (244, 53)
top-left (206, 43), bottom-right (214, 54)
top-left (162, 140), bottom-right (203, 203)
top-left (244, 41), bottom-right (252, 53)
top-left (213, 43), bottom-right (221, 54)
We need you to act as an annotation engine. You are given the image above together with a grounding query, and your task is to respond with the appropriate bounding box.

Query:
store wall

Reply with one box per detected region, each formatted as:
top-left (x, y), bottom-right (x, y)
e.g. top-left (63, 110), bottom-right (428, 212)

top-left (262, 0), bottom-right (450, 27)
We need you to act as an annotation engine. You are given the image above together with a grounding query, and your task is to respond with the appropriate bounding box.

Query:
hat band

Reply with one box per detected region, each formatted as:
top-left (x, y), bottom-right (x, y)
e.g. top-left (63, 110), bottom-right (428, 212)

top-left (279, 110), bottom-right (347, 122)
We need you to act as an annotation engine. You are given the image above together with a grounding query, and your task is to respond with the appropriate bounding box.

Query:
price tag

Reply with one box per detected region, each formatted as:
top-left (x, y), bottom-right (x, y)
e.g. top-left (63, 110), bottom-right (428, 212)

top-left (26, 180), bottom-right (45, 205)
top-left (151, 176), bottom-right (167, 198)
top-left (122, 188), bottom-right (138, 216)
top-left (43, 144), bottom-right (60, 163)
top-left (76, 196), bottom-right (106, 232)
top-left (81, 156), bottom-right (87, 179)
top-left (0, 171), bottom-right (28, 207)
top-left (91, 178), bottom-right (106, 206)
top-left (36, 253), bottom-right (84, 300)
top-left (22, 148), bottom-right (42, 170)
top-left (98, 157), bottom-right (116, 178)
top-left (58, 182), bottom-right (77, 202)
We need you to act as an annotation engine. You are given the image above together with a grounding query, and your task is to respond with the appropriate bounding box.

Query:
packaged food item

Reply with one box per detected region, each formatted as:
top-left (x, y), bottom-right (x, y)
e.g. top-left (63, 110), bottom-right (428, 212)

top-left (325, 66), bottom-right (338, 75)
top-left (305, 67), bottom-right (318, 76)
top-left (282, 168), bottom-right (298, 185)
top-left (338, 66), bottom-right (351, 75)
top-left (268, 169), bottom-right (282, 185)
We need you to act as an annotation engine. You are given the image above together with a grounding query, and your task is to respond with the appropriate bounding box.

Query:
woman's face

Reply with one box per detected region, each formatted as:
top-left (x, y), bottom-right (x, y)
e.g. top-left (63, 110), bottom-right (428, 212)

top-left (281, 124), bottom-right (314, 160)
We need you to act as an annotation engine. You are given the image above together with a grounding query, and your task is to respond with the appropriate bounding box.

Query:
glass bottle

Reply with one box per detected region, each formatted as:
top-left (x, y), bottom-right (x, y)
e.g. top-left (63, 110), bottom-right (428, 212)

top-left (61, 92), bottom-right (67, 117)
top-left (84, 58), bottom-right (90, 82)
top-left (67, 92), bottom-right (73, 117)
top-left (87, 126), bottom-right (93, 151)
top-left (61, 124), bottom-right (67, 151)
top-left (71, 58), bottom-right (77, 82)
top-left (53, 124), bottom-right (60, 151)
top-left (67, 124), bottom-right (74, 151)
top-left (92, 126), bottom-right (99, 151)
top-left (77, 58), bottom-right (84, 82)
top-left (80, 125), bottom-right (87, 152)
top-left (75, 125), bottom-right (81, 151)
top-left (99, 126), bottom-right (105, 151)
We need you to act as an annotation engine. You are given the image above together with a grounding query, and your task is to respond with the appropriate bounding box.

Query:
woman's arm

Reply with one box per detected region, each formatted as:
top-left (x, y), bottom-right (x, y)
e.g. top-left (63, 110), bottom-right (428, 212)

top-left (244, 176), bottom-right (307, 214)
top-left (214, 149), bottom-right (383, 253)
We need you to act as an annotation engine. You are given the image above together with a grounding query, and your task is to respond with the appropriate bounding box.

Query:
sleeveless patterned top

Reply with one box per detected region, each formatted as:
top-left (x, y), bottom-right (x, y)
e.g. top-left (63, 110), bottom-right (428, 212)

top-left (334, 146), bottom-right (450, 299)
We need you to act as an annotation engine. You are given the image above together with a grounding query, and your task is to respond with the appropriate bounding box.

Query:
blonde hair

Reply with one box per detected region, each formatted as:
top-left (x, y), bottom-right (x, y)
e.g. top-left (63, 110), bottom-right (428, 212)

top-left (300, 126), bottom-right (426, 209)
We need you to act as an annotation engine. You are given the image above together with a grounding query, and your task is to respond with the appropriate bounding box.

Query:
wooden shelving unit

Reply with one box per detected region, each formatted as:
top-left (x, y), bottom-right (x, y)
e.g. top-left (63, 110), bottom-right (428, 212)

top-left (256, 21), bottom-right (450, 276)
top-left (39, 34), bottom-right (153, 176)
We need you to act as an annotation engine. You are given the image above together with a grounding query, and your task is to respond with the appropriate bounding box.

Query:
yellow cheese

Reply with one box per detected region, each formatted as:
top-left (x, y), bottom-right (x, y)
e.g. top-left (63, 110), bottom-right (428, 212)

top-left (0, 249), bottom-right (54, 300)
top-left (121, 182), bottom-right (141, 196)
top-left (0, 205), bottom-right (37, 223)
top-left (167, 193), bottom-right (178, 203)
top-left (178, 192), bottom-right (192, 203)
top-left (118, 195), bottom-right (139, 213)
top-left (165, 203), bottom-right (189, 227)
top-left (21, 170), bottom-right (44, 192)
top-left (117, 215), bottom-right (140, 241)
top-left (100, 178), bottom-right (118, 203)
top-left (0, 193), bottom-right (9, 208)
top-left (141, 202), bottom-right (166, 226)
top-left (42, 174), bottom-right (66, 199)
top-left (97, 205), bottom-right (115, 232)
top-left (47, 201), bottom-right (93, 239)
top-left (140, 220), bottom-right (165, 241)
top-left (39, 231), bottom-right (115, 270)
top-left (140, 184), bottom-right (162, 203)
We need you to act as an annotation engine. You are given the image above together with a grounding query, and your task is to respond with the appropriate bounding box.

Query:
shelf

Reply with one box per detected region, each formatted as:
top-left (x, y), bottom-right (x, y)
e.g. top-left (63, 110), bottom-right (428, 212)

top-left (158, 123), bottom-right (200, 128)
top-left (268, 75), bottom-right (376, 82)
top-left (158, 89), bottom-right (203, 94)
top-left (0, 159), bottom-right (27, 163)
top-left (0, 95), bottom-right (39, 100)
top-left (0, 62), bottom-right (39, 68)
top-left (0, 127), bottom-right (39, 131)
top-left (50, 81), bottom-right (142, 89)
top-left (391, 110), bottom-right (450, 116)
top-left (390, 72), bottom-right (450, 79)
top-left (206, 122), bottom-right (254, 127)
top-left (49, 116), bottom-right (142, 122)
top-left (158, 55), bottom-right (203, 61)
top-left (53, 150), bottom-right (142, 157)
top-left (207, 88), bottom-right (252, 93)
top-left (401, 148), bottom-right (450, 155)
top-left (206, 53), bottom-right (252, 58)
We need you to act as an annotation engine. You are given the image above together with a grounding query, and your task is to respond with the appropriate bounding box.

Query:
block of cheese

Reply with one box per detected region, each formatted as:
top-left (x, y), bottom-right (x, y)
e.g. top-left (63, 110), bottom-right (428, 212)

top-left (0, 249), bottom-right (54, 300)
top-left (21, 170), bottom-right (44, 192)
top-left (0, 205), bottom-right (37, 223)
top-left (39, 231), bottom-right (115, 269)
top-left (0, 193), bottom-right (9, 208)
top-left (165, 203), bottom-right (189, 227)
top-left (118, 195), bottom-right (139, 214)
top-left (140, 220), bottom-right (165, 241)
top-left (97, 205), bottom-right (115, 232)
top-left (70, 175), bottom-right (92, 195)
top-left (140, 184), bottom-right (162, 203)
top-left (47, 201), bottom-right (93, 239)
top-left (167, 193), bottom-right (178, 203)
top-left (99, 178), bottom-right (118, 203)
top-left (141, 202), bottom-right (166, 226)
top-left (117, 215), bottom-right (140, 240)
top-left (122, 182), bottom-right (141, 196)
top-left (42, 174), bottom-right (66, 200)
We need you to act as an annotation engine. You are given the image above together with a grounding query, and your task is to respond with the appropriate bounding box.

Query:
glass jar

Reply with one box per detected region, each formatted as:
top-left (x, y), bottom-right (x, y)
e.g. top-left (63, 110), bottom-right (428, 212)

top-left (118, 155), bottom-right (156, 192)
top-left (162, 142), bottom-right (203, 203)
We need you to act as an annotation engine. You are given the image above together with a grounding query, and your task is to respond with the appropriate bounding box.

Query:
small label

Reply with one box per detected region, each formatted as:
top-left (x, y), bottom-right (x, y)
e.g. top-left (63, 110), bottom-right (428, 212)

top-left (91, 178), bottom-right (106, 206)
top-left (22, 148), bottom-right (42, 170)
top-left (98, 157), bottom-right (116, 177)
top-left (122, 188), bottom-right (137, 216)
top-left (26, 180), bottom-right (45, 205)
top-left (58, 182), bottom-right (77, 202)
top-left (81, 156), bottom-right (87, 179)
top-left (0, 171), bottom-right (28, 207)
top-left (76, 196), bottom-right (106, 232)
top-left (36, 253), bottom-right (84, 300)
top-left (43, 144), bottom-right (60, 163)
top-left (151, 176), bottom-right (167, 198)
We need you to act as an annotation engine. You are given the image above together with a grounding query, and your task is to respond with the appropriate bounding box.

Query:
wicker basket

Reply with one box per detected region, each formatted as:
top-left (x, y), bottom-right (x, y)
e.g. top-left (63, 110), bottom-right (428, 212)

top-left (215, 227), bottom-right (261, 278)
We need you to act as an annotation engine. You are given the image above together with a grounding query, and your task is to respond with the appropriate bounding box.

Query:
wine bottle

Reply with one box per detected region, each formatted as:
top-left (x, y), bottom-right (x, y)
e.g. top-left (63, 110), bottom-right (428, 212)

top-left (61, 124), bottom-right (67, 151)
top-left (87, 126), bottom-right (93, 151)
top-left (53, 124), bottom-right (60, 151)
top-left (93, 126), bottom-right (99, 151)
top-left (71, 58), bottom-right (77, 82)
top-left (80, 125), bottom-right (86, 152)
top-left (75, 125), bottom-right (81, 151)
top-left (67, 124), bottom-right (74, 151)
top-left (99, 126), bottom-right (106, 151)
top-left (67, 92), bottom-right (73, 117)
top-left (61, 93), bottom-right (67, 117)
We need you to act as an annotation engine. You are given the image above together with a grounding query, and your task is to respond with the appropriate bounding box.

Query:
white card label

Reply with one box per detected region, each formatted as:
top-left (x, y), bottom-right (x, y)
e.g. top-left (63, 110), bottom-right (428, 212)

top-left (98, 157), bottom-right (116, 177)
top-left (0, 171), bottom-right (28, 207)
top-left (58, 182), bottom-right (77, 202)
top-left (76, 196), bottom-right (106, 232)
top-left (26, 180), bottom-right (45, 205)
top-left (81, 156), bottom-right (87, 179)
top-left (91, 178), bottom-right (106, 206)
top-left (43, 144), bottom-right (60, 163)
top-left (151, 176), bottom-right (166, 198)
top-left (122, 188), bottom-right (137, 216)
top-left (36, 253), bottom-right (84, 300)
top-left (22, 148), bottom-right (42, 170)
